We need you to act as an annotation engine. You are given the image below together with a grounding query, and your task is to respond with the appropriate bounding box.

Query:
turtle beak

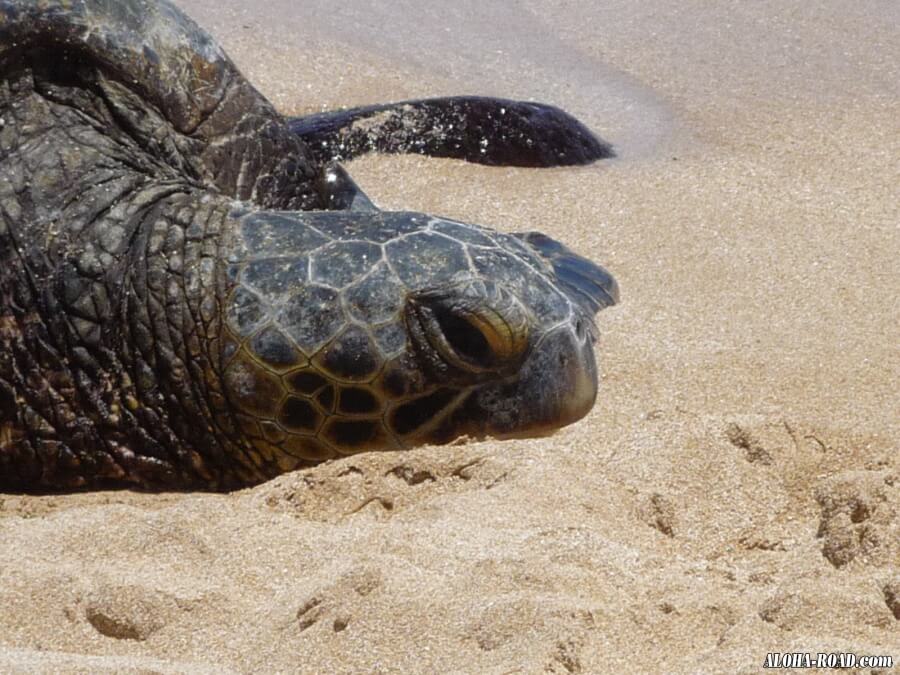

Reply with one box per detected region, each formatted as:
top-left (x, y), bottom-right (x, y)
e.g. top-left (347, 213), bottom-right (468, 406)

top-left (441, 324), bottom-right (598, 441)
top-left (499, 325), bottom-right (598, 434)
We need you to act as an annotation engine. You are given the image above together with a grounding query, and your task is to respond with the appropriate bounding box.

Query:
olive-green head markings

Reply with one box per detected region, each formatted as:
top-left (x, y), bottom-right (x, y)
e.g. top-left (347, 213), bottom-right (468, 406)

top-left (220, 209), bottom-right (618, 462)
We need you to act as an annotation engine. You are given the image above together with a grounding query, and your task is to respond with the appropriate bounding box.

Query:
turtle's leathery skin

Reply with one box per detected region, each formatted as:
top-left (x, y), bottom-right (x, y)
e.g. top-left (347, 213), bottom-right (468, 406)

top-left (0, 0), bottom-right (618, 491)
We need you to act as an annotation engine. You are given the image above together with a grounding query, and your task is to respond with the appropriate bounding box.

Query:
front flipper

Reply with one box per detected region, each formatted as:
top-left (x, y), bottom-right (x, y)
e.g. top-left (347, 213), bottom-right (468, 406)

top-left (288, 96), bottom-right (614, 168)
top-left (514, 232), bottom-right (619, 314)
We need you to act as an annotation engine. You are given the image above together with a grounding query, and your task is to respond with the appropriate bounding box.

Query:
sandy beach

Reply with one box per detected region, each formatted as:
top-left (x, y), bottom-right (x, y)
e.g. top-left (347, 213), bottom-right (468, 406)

top-left (1, 0), bottom-right (898, 672)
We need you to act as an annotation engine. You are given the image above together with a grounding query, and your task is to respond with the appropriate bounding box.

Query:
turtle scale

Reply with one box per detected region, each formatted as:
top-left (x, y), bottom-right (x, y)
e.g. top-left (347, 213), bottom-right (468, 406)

top-left (384, 230), bottom-right (473, 289)
top-left (278, 396), bottom-right (322, 434)
top-left (372, 321), bottom-right (408, 358)
top-left (240, 257), bottom-right (311, 299)
top-left (338, 387), bottom-right (382, 416)
top-left (285, 370), bottom-right (329, 395)
top-left (308, 210), bottom-right (430, 243)
top-left (343, 262), bottom-right (407, 326)
top-left (249, 325), bottom-right (307, 373)
top-left (236, 213), bottom-right (332, 259)
top-left (274, 285), bottom-right (345, 356)
top-left (226, 287), bottom-right (270, 339)
top-left (428, 219), bottom-right (500, 248)
top-left (313, 326), bottom-right (382, 383)
top-left (309, 240), bottom-right (384, 289)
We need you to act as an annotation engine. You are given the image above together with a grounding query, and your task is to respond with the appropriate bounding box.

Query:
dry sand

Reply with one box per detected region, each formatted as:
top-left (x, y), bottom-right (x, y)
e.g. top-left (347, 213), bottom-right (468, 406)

top-left (2, 1), bottom-right (898, 672)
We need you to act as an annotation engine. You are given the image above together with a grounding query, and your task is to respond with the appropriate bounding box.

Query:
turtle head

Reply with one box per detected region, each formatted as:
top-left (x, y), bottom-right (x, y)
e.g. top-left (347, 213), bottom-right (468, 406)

top-left (220, 210), bottom-right (617, 468)
top-left (391, 228), bottom-right (619, 443)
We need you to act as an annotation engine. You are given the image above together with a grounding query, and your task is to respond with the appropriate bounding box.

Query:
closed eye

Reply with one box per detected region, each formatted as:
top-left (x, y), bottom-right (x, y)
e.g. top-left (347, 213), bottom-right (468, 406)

top-left (408, 287), bottom-right (530, 377)
top-left (432, 306), bottom-right (493, 367)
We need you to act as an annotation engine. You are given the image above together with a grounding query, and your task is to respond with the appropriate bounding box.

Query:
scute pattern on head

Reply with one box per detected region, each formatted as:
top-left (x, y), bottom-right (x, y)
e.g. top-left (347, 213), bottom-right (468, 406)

top-left (385, 232), bottom-right (472, 288)
top-left (219, 208), bottom-right (609, 462)
top-left (310, 241), bottom-right (383, 288)
top-left (344, 262), bottom-right (406, 325)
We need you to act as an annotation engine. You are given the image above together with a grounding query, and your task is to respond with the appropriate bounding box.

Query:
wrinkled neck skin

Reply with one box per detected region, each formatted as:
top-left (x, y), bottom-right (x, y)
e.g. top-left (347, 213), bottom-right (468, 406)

top-left (0, 56), bottom-right (305, 490)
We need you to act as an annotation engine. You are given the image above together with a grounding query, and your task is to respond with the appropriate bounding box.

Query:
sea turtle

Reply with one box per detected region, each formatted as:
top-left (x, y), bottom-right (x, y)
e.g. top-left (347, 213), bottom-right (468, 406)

top-left (0, 0), bottom-right (619, 491)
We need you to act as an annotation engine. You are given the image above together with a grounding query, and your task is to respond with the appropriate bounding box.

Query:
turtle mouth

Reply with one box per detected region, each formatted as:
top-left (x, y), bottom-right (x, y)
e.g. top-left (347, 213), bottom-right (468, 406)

top-left (401, 285), bottom-right (599, 443)
top-left (450, 324), bottom-right (599, 442)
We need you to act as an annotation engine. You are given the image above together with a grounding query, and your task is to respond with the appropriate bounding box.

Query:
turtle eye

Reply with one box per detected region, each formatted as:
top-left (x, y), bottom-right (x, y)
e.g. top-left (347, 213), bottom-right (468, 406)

top-left (432, 306), bottom-right (494, 368)
top-left (409, 293), bottom-right (529, 374)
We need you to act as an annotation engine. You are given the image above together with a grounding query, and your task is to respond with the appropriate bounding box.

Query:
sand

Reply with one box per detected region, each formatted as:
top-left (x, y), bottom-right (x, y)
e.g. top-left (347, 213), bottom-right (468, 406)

top-left (1, 1), bottom-right (898, 672)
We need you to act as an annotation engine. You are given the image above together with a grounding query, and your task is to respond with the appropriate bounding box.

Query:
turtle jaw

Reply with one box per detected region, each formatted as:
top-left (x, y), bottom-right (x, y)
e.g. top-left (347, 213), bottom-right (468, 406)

top-left (420, 323), bottom-right (599, 444)
top-left (490, 324), bottom-right (599, 437)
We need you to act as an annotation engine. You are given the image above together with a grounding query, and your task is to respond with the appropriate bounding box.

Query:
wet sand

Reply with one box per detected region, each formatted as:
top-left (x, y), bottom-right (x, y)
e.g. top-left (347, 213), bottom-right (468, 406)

top-left (2, 1), bottom-right (898, 672)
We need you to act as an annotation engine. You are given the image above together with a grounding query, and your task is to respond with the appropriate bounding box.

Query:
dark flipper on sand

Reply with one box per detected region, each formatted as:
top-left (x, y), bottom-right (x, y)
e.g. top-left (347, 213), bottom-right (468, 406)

top-left (288, 96), bottom-right (614, 167)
